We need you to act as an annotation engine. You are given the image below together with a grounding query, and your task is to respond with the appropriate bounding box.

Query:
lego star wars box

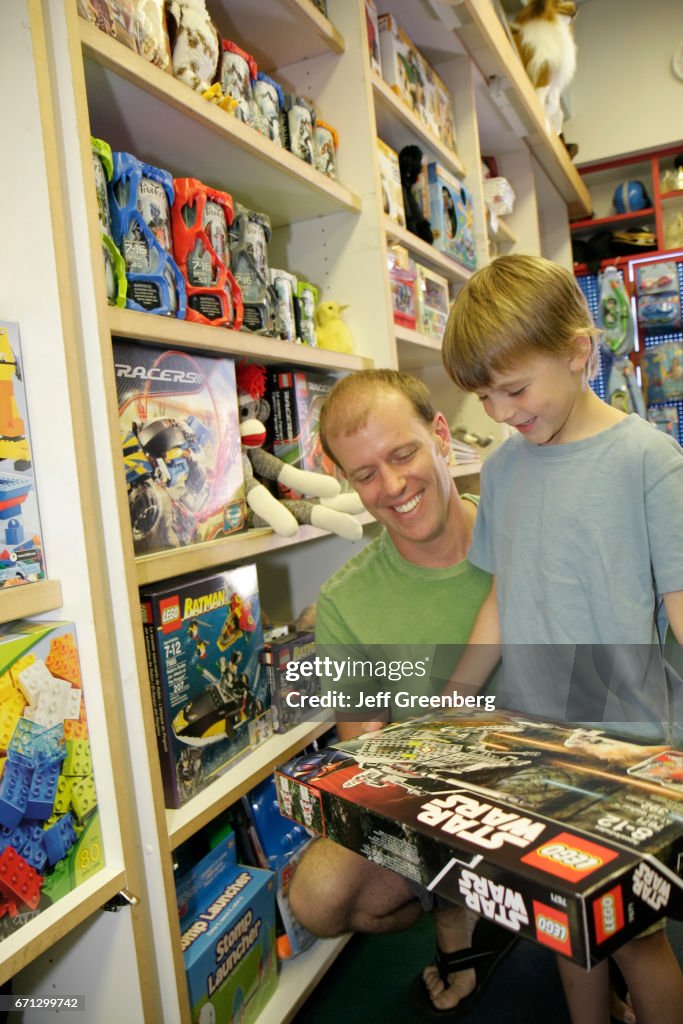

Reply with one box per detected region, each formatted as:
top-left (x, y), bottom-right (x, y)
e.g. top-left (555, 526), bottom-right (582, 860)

top-left (276, 711), bottom-right (683, 967)
top-left (0, 321), bottom-right (46, 588)
top-left (177, 838), bottom-right (277, 1024)
top-left (260, 628), bottom-right (319, 733)
top-left (266, 368), bottom-right (342, 498)
top-left (113, 341), bottom-right (246, 556)
top-left (0, 620), bottom-right (104, 937)
top-left (140, 566), bottom-right (271, 808)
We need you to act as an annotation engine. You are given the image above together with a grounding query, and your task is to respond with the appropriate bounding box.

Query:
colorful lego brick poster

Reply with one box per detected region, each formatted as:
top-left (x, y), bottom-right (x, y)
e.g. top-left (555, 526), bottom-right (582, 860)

top-left (0, 620), bottom-right (102, 938)
top-left (113, 342), bottom-right (246, 555)
top-left (140, 566), bottom-right (270, 808)
top-left (0, 320), bottom-right (46, 588)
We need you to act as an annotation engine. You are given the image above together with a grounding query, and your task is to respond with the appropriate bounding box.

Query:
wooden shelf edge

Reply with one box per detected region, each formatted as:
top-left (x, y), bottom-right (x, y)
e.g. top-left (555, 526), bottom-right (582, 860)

top-left (384, 218), bottom-right (474, 284)
top-left (0, 867), bottom-right (126, 986)
top-left (256, 934), bottom-right (353, 1024)
top-left (283, 0), bottom-right (346, 55)
top-left (0, 578), bottom-right (63, 624)
top-left (108, 308), bottom-right (374, 372)
top-left (79, 20), bottom-right (360, 216)
top-left (167, 721), bottom-right (333, 849)
top-left (372, 73), bottom-right (466, 179)
top-left (451, 462), bottom-right (482, 479)
top-left (570, 208), bottom-right (655, 232)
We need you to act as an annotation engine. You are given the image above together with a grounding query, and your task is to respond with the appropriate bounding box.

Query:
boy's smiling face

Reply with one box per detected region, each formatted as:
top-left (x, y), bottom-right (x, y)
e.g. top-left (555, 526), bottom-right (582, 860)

top-left (474, 347), bottom-right (589, 446)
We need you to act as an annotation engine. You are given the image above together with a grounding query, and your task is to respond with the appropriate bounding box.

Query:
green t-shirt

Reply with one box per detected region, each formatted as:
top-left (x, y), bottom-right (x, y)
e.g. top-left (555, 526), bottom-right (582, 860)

top-left (315, 509), bottom-right (492, 717)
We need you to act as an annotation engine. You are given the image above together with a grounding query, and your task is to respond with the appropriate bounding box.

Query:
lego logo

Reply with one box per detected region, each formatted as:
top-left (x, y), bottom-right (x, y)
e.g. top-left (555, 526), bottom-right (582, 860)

top-left (538, 843), bottom-right (602, 872)
top-left (159, 597), bottom-right (182, 633)
top-left (600, 894), bottom-right (616, 933)
top-left (161, 606), bottom-right (180, 624)
top-left (536, 915), bottom-right (568, 943)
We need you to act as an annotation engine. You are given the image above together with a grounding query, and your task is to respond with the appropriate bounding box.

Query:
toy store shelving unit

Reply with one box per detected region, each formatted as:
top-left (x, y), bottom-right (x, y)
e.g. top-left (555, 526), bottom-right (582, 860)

top-left (10, 1), bottom-right (591, 1020)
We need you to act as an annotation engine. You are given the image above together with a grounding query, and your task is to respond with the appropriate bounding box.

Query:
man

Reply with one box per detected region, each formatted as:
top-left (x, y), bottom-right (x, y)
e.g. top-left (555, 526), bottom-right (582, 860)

top-left (289, 369), bottom-right (498, 1014)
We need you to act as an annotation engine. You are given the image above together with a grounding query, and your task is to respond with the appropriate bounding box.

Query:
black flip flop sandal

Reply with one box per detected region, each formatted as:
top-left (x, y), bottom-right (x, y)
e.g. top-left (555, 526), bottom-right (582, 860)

top-left (411, 917), bottom-right (518, 1019)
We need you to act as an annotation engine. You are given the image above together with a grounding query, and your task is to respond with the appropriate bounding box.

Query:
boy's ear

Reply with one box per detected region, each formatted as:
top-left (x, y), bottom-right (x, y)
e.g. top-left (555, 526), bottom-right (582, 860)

top-left (569, 334), bottom-right (592, 372)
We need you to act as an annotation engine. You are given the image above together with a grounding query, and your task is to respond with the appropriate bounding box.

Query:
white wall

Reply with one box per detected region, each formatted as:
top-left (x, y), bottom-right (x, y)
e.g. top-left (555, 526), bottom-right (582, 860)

top-left (568, 0), bottom-right (683, 164)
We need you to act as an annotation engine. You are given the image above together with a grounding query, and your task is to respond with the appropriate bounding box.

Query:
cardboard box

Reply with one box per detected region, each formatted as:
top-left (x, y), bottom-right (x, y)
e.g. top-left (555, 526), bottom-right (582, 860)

top-left (276, 711), bottom-right (683, 967)
top-left (377, 13), bottom-right (421, 112)
top-left (266, 368), bottom-right (342, 497)
top-left (365, 0), bottom-right (382, 76)
top-left (0, 620), bottom-right (103, 934)
top-left (260, 629), bottom-right (318, 733)
top-left (416, 264), bottom-right (450, 340)
top-left (177, 838), bottom-right (277, 1024)
top-left (0, 321), bottom-right (46, 588)
top-left (140, 566), bottom-right (271, 808)
top-left (113, 340), bottom-right (246, 556)
top-left (427, 163), bottom-right (477, 269)
top-left (376, 138), bottom-right (406, 230)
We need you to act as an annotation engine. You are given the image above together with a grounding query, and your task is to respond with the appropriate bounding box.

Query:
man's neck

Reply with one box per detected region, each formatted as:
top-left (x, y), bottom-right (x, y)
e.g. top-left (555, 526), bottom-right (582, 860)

top-left (392, 492), bottom-right (474, 570)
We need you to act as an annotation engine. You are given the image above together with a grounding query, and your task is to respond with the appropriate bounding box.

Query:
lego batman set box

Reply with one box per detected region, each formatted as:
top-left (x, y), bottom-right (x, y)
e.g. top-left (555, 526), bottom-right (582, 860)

top-left (113, 341), bottom-right (246, 556)
top-left (275, 711), bottom-right (683, 967)
top-left (140, 566), bottom-right (271, 808)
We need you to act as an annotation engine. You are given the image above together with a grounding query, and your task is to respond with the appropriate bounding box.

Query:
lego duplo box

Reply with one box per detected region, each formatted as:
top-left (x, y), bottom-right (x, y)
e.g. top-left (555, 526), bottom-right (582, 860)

top-left (0, 620), bottom-right (103, 935)
top-left (177, 838), bottom-right (277, 1024)
top-left (113, 340), bottom-right (246, 556)
top-left (427, 162), bottom-right (477, 270)
top-left (0, 321), bottom-right (47, 589)
top-left (260, 628), bottom-right (318, 733)
top-left (276, 710), bottom-right (683, 968)
top-left (266, 367), bottom-right (345, 498)
top-left (140, 566), bottom-right (271, 808)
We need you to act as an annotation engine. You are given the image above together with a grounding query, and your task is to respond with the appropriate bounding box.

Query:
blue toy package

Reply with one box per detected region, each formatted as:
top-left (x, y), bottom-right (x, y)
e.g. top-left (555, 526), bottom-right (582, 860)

top-left (641, 342), bottom-right (683, 403)
top-left (139, 566), bottom-right (271, 808)
top-left (176, 838), bottom-right (277, 1024)
top-left (637, 293), bottom-right (681, 330)
top-left (108, 151), bottom-right (187, 318)
top-left (253, 73), bottom-right (284, 146)
top-left (427, 162), bottom-right (476, 269)
top-left (247, 775), bottom-right (316, 957)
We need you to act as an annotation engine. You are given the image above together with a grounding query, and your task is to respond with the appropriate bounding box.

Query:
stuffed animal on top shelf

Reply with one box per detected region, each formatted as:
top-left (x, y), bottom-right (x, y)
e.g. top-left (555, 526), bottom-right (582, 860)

top-left (315, 301), bottom-right (355, 354)
top-left (236, 363), bottom-right (364, 542)
top-left (509, 0), bottom-right (577, 138)
top-left (166, 0), bottom-right (220, 95)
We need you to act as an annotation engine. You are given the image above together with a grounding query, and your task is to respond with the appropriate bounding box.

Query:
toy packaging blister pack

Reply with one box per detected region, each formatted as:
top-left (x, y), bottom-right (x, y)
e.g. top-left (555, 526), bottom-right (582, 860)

top-left (108, 151), bottom-right (187, 317)
top-left (140, 566), bottom-right (271, 809)
top-left (416, 264), bottom-right (450, 340)
top-left (253, 73), bottom-right (285, 146)
top-left (220, 39), bottom-right (258, 126)
top-left (427, 162), bottom-right (476, 269)
top-left (269, 269), bottom-right (298, 343)
top-left (282, 95), bottom-right (316, 165)
top-left (0, 321), bottom-right (46, 589)
top-left (0, 619), bottom-right (103, 937)
top-left (171, 178), bottom-right (243, 329)
top-left (228, 205), bottom-right (277, 335)
top-left (641, 342), bottom-right (683, 403)
top-left (113, 341), bottom-right (246, 555)
top-left (176, 837), bottom-right (277, 1024)
top-left (91, 137), bottom-right (126, 308)
top-left (313, 120), bottom-right (338, 179)
top-left (276, 710), bottom-right (683, 968)
top-left (647, 405), bottom-right (680, 438)
top-left (260, 628), bottom-right (319, 733)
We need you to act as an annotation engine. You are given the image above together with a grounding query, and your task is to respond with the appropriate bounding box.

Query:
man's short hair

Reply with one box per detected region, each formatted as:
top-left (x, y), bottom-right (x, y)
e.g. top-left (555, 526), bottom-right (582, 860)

top-left (320, 369), bottom-right (436, 468)
top-left (442, 254), bottom-right (600, 391)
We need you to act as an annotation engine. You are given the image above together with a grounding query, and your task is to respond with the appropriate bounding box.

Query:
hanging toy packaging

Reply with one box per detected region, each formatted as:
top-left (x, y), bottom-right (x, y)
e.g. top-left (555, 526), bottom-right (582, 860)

top-left (108, 152), bottom-right (186, 318)
top-left (171, 178), bottom-right (243, 329)
top-left (219, 39), bottom-right (258, 125)
top-left (228, 205), bottom-right (278, 334)
top-left (597, 266), bottom-right (645, 417)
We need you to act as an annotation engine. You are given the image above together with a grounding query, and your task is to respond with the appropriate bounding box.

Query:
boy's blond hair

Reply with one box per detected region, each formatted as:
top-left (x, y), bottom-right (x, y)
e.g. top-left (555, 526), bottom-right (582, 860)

top-left (442, 254), bottom-right (600, 391)
top-left (320, 369), bottom-right (436, 469)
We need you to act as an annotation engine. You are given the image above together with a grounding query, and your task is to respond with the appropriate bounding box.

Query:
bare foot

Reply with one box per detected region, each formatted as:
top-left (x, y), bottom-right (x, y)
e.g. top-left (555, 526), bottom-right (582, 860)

top-left (422, 905), bottom-right (479, 1011)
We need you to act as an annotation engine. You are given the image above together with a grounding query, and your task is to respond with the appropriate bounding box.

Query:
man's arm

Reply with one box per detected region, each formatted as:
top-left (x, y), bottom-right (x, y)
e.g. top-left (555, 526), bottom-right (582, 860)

top-left (442, 578), bottom-right (501, 698)
top-left (663, 590), bottom-right (683, 644)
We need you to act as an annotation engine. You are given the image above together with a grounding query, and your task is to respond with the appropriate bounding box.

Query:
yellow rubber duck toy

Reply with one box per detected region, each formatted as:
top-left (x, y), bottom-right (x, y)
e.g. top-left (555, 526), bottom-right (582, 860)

top-left (314, 300), bottom-right (354, 354)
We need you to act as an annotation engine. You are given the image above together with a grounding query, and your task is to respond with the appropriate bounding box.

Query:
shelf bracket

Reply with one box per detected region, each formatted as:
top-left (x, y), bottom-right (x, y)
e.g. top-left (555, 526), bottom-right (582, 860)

top-left (102, 889), bottom-right (140, 913)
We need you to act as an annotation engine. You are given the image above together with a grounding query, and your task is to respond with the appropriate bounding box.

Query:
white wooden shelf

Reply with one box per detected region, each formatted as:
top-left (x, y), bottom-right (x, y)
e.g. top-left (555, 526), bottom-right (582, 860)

top-left (451, 462), bottom-right (482, 479)
top-left (394, 324), bottom-right (443, 371)
top-left (136, 512), bottom-right (375, 587)
top-left (166, 721), bottom-right (333, 849)
top-left (372, 73), bottom-right (466, 180)
top-left (80, 21), bottom-right (361, 229)
top-left (384, 217), bottom-right (474, 285)
top-left (454, 0), bottom-right (591, 219)
top-left (208, 0), bottom-right (344, 71)
top-left (489, 213), bottom-right (517, 247)
top-left (109, 308), bottom-right (374, 373)
top-left (0, 578), bottom-right (62, 624)
top-left (257, 935), bottom-right (352, 1024)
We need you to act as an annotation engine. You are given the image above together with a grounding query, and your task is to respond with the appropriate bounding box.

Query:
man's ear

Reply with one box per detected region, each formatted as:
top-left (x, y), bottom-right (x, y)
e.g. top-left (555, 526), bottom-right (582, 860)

top-left (569, 334), bottom-right (592, 373)
top-left (433, 412), bottom-right (451, 456)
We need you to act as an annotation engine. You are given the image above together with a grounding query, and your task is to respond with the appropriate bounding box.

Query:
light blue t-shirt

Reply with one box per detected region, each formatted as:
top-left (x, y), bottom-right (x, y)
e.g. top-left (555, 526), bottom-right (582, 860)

top-left (468, 414), bottom-right (683, 734)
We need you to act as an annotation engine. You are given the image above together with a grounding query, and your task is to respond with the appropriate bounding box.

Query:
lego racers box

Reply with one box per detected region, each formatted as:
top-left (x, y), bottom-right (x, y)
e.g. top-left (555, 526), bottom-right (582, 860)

top-left (113, 341), bottom-right (246, 555)
top-left (140, 566), bottom-right (271, 808)
top-left (275, 711), bottom-right (683, 967)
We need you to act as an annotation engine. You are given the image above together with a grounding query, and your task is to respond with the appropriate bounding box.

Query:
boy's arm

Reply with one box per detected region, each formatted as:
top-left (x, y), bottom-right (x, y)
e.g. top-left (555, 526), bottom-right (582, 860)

top-left (663, 590), bottom-right (683, 644)
top-left (442, 579), bottom-right (501, 698)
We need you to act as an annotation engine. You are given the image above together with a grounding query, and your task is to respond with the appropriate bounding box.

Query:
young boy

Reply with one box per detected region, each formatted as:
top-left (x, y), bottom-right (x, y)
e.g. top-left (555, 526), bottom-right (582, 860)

top-left (441, 254), bottom-right (683, 1024)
